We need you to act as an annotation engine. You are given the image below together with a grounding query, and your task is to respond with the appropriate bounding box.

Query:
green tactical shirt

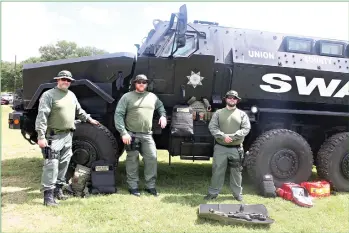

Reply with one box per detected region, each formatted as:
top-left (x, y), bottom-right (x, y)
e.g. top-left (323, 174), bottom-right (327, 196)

top-left (114, 91), bottom-right (166, 136)
top-left (35, 87), bottom-right (91, 140)
top-left (208, 106), bottom-right (251, 146)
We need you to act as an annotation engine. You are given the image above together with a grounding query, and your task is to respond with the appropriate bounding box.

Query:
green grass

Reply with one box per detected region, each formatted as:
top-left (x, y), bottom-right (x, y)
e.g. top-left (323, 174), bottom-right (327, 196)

top-left (1, 105), bottom-right (349, 232)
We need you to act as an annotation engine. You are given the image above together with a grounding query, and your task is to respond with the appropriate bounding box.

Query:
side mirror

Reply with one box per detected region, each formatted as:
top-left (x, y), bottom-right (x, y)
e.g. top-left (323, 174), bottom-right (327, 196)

top-left (176, 4), bottom-right (187, 49)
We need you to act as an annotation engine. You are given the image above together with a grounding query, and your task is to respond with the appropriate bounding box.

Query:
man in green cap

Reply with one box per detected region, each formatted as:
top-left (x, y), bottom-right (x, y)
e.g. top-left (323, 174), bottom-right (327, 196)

top-left (204, 90), bottom-right (251, 201)
top-left (114, 74), bottom-right (167, 197)
top-left (35, 70), bottom-right (100, 206)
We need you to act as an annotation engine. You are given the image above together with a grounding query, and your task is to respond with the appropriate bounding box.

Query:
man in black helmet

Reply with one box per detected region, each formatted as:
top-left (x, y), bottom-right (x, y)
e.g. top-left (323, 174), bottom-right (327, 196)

top-left (204, 90), bottom-right (251, 201)
top-left (114, 74), bottom-right (167, 197)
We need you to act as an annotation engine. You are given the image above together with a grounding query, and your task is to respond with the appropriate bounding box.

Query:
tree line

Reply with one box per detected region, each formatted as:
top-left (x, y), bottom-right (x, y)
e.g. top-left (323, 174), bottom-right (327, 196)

top-left (1, 40), bottom-right (108, 92)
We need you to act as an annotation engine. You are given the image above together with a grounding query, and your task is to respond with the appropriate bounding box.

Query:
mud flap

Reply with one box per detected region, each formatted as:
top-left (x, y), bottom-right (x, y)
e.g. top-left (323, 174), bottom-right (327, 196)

top-left (198, 204), bottom-right (275, 225)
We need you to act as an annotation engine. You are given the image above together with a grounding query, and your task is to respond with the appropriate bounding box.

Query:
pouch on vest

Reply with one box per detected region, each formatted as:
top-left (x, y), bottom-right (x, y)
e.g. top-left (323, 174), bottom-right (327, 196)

top-left (170, 105), bottom-right (194, 136)
top-left (260, 174), bottom-right (276, 198)
top-left (91, 160), bottom-right (117, 194)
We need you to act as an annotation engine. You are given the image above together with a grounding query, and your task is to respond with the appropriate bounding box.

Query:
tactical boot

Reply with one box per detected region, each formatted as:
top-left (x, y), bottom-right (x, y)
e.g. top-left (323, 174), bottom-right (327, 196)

top-left (129, 188), bottom-right (141, 197)
top-left (44, 189), bottom-right (58, 207)
top-left (234, 195), bottom-right (243, 202)
top-left (145, 188), bottom-right (158, 196)
top-left (54, 184), bottom-right (69, 200)
top-left (204, 193), bottom-right (218, 200)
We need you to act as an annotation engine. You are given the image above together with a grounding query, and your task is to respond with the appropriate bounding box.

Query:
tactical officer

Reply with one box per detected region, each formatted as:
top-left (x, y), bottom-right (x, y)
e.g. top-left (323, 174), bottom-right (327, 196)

top-left (114, 74), bottom-right (167, 197)
top-left (35, 70), bottom-right (100, 206)
top-left (204, 90), bottom-right (251, 201)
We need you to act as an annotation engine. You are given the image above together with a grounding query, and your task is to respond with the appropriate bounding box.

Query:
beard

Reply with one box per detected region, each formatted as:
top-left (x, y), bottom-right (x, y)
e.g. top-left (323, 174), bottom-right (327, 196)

top-left (57, 83), bottom-right (69, 91)
top-left (135, 86), bottom-right (146, 92)
top-left (226, 102), bottom-right (236, 107)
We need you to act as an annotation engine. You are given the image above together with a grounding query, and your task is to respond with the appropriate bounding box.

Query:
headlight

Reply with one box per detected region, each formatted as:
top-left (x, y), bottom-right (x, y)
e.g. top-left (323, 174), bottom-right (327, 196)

top-left (251, 106), bottom-right (258, 114)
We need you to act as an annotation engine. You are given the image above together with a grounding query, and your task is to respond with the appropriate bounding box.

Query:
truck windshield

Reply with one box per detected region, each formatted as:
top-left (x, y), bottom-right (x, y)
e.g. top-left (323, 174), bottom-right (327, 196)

top-left (161, 33), bottom-right (197, 57)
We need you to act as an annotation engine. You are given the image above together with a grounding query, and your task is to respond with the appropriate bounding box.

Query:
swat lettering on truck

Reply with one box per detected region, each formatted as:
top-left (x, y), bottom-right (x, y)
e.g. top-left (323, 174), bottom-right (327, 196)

top-left (8, 4), bottom-right (349, 192)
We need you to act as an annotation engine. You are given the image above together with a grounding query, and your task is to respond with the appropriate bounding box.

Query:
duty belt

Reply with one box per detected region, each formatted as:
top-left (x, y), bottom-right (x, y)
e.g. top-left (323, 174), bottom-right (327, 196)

top-left (49, 128), bottom-right (75, 135)
top-left (216, 142), bottom-right (240, 148)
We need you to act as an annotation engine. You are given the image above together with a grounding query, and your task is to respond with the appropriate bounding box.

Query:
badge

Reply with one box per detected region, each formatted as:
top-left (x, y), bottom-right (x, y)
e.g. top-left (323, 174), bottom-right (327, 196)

top-left (187, 71), bottom-right (204, 88)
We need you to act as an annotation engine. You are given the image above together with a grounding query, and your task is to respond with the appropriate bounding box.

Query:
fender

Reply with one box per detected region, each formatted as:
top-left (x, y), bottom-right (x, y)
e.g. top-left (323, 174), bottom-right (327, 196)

top-left (26, 79), bottom-right (115, 109)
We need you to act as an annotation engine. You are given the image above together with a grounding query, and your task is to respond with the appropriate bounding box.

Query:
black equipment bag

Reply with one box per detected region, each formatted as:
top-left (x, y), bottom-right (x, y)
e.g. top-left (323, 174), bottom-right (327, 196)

top-left (91, 160), bottom-right (117, 194)
top-left (260, 174), bottom-right (276, 198)
top-left (170, 105), bottom-right (194, 136)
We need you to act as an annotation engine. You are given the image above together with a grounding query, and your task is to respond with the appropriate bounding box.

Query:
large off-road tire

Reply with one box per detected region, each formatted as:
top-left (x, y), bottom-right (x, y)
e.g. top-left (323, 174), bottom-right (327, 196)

top-left (245, 129), bottom-right (313, 188)
top-left (317, 132), bottom-right (349, 192)
top-left (65, 122), bottom-right (119, 181)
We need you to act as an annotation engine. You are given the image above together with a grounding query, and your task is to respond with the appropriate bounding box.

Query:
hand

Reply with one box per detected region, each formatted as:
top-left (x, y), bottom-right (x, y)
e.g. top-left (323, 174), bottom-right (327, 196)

top-left (158, 116), bottom-right (167, 129)
top-left (122, 134), bottom-right (132, 145)
top-left (224, 135), bottom-right (233, 143)
top-left (38, 138), bottom-right (48, 148)
top-left (88, 118), bottom-right (100, 126)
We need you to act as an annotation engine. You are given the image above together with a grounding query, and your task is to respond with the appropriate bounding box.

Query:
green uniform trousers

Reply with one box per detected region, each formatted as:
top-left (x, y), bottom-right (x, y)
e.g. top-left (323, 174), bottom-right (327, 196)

top-left (40, 131), bottom-right (73, 192)
top-left (125, 132), bottom-right (157, 190)
top-left (208, 144), bottom-right (243, 197)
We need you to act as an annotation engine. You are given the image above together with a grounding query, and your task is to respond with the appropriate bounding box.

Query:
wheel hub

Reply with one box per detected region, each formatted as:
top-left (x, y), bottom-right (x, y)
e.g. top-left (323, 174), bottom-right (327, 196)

top-left (71, 140), bottom-right (98, 168)
top-left (270, 149), bottom-right (299, 179)
top-left (341, 153), bottom-right (349, 180)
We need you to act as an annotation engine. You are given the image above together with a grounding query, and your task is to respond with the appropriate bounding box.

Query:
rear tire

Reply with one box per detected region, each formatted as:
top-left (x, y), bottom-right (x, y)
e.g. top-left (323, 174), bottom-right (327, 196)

top-left (65, 122), bottom-right (119, 182)
top-left (245, 129), bottom-right (313, 188)
top-left (317, 132), bottom-right (349, 192)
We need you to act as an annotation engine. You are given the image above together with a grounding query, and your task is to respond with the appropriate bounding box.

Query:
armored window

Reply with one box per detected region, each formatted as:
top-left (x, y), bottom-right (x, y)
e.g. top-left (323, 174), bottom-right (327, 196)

top-left (286, 38), bottom-right (312, 53)
top-left (319, 42), bottom-right (344, 56)
top-left (161, 34), bottom-right (197, 57)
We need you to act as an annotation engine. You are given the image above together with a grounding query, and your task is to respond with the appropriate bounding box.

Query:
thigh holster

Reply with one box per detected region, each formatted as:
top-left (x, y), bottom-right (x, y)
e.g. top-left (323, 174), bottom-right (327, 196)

top-left (125, 136), bottom-right (142, 152)
top-left (228, 158), bottom-right (241, 168)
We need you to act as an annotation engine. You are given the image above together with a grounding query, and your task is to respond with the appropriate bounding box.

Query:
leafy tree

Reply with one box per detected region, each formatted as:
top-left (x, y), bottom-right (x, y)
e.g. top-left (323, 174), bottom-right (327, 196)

top-left (39, 40), bottom-right (107, 61)
top-left (1, 61), bottom-right (22, 92)
top-left (1, 40), bottom-right (108, 91)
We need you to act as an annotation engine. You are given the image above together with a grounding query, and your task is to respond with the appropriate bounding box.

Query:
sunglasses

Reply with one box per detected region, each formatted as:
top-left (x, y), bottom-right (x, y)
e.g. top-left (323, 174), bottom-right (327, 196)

top-left (226, 96), bottom-right (238, 100)
top-left (60, 78), bottom-right (72, 82)
top-left (136, 81), bottom-right (147, 84)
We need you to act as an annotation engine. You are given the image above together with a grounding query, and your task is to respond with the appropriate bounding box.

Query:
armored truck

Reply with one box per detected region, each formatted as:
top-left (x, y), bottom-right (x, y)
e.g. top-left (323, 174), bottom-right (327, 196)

top-left (8, 5), bottom-right (349, 192)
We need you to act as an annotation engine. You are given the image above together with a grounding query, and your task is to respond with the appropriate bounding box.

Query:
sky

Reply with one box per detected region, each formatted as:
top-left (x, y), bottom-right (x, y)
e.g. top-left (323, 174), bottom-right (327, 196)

top-left (2, 2), bottom-right (348, 62)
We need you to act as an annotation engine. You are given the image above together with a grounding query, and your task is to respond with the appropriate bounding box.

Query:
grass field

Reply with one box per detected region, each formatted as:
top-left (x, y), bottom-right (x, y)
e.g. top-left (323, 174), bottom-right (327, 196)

top-left (1, 105), bottom-right (348, 232)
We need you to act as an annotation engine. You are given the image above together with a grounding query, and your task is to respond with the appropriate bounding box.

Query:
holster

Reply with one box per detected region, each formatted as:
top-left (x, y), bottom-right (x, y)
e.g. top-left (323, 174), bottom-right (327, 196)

top-left (228, 159), bottom-right (241, 169)
top-left (42, 137), bottom-right (58, 160)
top-left (228, 145), bottom-right (244, 171)
top-left (125, 136), bottom-right (141, 152)
top-left (43, 146), bottom-right (52, 159)
top-left (237, 146), bottom-right (244, 161)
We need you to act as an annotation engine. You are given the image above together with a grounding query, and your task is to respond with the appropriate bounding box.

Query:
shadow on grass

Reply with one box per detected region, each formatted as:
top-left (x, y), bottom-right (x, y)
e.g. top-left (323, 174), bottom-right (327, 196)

top-left (194, 216), bottom-right (272, 230)
top-left (1, 157), bottom-right (43, 206)
top-left (1, 156), bottom-right (322, 207)
top-left (115, 159), bottom-right (259, 195)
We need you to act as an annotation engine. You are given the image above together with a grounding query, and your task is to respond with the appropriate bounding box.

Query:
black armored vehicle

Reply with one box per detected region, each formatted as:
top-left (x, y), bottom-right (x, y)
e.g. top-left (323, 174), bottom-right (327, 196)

top-left (9, 4), bottom-right (349, 192)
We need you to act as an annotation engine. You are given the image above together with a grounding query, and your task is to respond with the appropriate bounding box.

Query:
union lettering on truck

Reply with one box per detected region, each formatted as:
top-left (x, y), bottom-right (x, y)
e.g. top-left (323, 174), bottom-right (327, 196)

top-left (248, 50), bottom-right (275, 60)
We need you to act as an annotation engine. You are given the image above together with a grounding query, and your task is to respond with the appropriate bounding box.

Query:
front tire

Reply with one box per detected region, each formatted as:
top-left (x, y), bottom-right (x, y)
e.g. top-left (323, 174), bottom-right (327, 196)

top-left (317, 132), bottom-right (349, 192)
top-left (246, 129), bottom-right (313, 188)
top-left (65, 122), bottom-right (119, 181)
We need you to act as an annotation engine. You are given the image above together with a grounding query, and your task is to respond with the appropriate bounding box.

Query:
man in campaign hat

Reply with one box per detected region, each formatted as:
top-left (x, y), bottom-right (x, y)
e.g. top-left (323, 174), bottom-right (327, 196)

top-left (35, 70), bottom-right (99, 207)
